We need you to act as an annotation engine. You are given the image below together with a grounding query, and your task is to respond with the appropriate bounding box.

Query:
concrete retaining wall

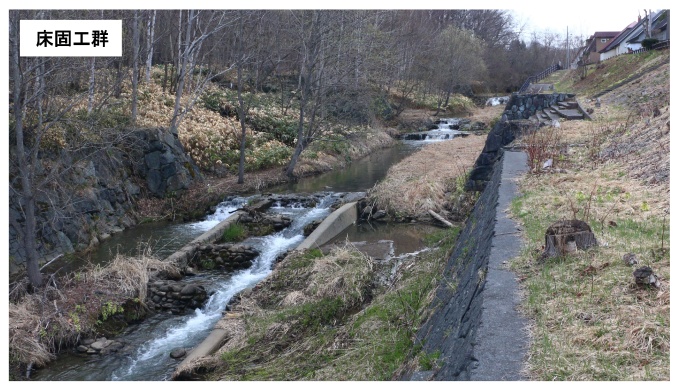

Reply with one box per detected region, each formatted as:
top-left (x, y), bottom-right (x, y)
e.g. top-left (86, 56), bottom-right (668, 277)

top-left (403, 148), bottom-right (506, 381)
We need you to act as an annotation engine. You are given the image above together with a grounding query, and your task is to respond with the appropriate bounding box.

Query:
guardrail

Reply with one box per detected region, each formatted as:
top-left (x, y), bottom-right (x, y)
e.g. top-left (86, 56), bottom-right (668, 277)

top-left (518, 63), bottom-right (562, 93)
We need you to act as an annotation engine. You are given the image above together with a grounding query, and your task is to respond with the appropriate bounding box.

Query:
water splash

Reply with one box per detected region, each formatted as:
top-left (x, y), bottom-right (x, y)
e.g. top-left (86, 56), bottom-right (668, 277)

top-left (110, 194), bottom-right (336, 380)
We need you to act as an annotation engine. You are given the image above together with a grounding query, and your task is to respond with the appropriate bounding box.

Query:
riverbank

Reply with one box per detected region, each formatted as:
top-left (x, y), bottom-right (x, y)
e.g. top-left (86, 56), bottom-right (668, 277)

top-left (172, 103), bottom-right (505, 380)
top-left (509, 57), bottom-right (670, 379)
top-left (136, 127), bottom-right (396, 221)
top-left (8, 97), bottom-right (503, 380)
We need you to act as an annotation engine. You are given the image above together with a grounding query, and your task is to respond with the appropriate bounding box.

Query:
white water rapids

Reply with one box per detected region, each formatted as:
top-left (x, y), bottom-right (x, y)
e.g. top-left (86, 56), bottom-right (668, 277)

top-left (36, 194), bottom-right (337, 381)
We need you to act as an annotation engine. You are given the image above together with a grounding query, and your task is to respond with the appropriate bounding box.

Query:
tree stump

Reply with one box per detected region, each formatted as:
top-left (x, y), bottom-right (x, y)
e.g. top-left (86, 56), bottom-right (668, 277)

top-left (542, 219), bottom-right (598, 258)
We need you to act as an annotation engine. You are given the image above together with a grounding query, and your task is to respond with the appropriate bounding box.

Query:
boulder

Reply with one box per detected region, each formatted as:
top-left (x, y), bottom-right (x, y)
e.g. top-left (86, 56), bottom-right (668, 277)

top-left (633, 266), bottom-right (660, 288)
top-left (170, 348), bottom-right (187, 359)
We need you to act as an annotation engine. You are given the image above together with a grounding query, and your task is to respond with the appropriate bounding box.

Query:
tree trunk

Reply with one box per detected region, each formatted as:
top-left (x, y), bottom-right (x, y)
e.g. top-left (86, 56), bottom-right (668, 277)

top-left (286, 91), bottom-right (307, 178)
top-left (88, 57), bottom-right (95, 114)
top-left (286, 140), bottom-right (305, 178)
top-left (10, 16), bottom-right (42, 288)
top-left (542, 219), bottom-right (598, 259)
top-left (114, 58), bottom-right (123, 98)
top-left (163, 61), bottom-right (168, 92)
top-left (170, 10), bottom-right (193, 135)
top-left (145, 10), bottom-right (156, 84)
top-left (131, 10), bottom-right (140, 124)
top-left (236, 21), bottom-right (248, 184)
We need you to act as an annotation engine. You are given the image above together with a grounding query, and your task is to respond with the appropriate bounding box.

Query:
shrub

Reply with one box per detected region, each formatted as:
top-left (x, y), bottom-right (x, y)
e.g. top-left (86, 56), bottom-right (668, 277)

top-left (522, 125), bottom-right (563, 173)
top-left (641, 38), bottom-right (659, 50)
top-left (201, 91), bottom-right (225, 113)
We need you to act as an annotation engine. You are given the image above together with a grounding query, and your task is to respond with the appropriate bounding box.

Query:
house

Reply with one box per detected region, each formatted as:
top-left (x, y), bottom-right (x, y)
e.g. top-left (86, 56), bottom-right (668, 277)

top-left (583, 31), bottom-right (620, 63)
top-left (599, 10), bottom-right (670, 61)
top-left (627, 9), bottom-right (670, 46)
top-left (599, 19), bottom-right (643, 61)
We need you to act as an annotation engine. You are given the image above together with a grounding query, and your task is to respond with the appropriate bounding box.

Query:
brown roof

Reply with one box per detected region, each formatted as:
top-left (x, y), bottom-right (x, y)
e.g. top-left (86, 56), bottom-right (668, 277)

top-left (592, 31), bottom-right (620, 38)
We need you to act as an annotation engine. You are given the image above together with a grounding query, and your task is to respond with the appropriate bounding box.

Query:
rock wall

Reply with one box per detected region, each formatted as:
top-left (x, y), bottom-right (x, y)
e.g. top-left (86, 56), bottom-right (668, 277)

top-left (131, 128), bottom-right (200, 198)
top-left (502, 92), bottom-right (574, 121)
top-left (8, 127), bottom-right (200, 275)
top-left (146, 280), bottom-right (209, 314)
top-left (190, 244), bottom-right (259, 272)
top-left (466, 93), bottom-right (573, 191)
top-left (403, 148), bottom-right (505, 380)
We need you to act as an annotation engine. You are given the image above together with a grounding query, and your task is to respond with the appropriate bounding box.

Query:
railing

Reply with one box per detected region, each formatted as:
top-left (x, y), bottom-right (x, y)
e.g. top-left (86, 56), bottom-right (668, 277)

top-left (518, 63), bottom-right (562, 93)
top-left (632, 39), bottom-right (670, 54)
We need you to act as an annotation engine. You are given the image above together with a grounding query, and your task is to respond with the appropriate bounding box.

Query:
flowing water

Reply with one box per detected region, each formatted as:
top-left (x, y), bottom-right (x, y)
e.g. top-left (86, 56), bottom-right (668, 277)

top-left (34, 195), bottom-right (339, 381)
top-left (32, 121), bottom-right (465, 380)
top-left (400, 118), bottom-right (468, 143)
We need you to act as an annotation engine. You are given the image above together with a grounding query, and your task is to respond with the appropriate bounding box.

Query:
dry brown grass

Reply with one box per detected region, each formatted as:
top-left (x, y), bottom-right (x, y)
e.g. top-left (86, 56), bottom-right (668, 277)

top-left (294, 129), bottom-right (395, 177)
top-left (469, 104), bottom-right (505, 125)
top-left (8, 254), bottom-right (177, 373)
top-left (369, 134), bottom-right (486, 218)
top-left (510, 89), bottom-right (670, 380)
top-left (182, 244), bottom-right (379, 380)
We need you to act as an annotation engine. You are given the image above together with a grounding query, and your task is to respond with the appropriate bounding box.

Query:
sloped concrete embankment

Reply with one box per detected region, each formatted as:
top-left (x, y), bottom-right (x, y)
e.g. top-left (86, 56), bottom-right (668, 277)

top-left (405, 95), bottom-right (533, 380)
top-left (403, 149), bottom-right (503, 380)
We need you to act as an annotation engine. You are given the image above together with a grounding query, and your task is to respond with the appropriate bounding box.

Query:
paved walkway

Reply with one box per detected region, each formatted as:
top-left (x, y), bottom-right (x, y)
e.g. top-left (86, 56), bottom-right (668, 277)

top-left (469, 150), bottom-right (529, 380)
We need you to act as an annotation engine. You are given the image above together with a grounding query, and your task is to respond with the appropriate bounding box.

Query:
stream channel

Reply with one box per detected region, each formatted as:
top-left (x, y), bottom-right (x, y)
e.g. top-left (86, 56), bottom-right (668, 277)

top-left (33, 119), bottom-right (466, 381)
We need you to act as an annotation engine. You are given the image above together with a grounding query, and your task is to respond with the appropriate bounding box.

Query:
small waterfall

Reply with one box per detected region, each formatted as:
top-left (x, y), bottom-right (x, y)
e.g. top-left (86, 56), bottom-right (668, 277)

top-left (401, 118), bottom-right (465, 144)
top-left (109, 194), bottom-right (337, 380)
top-left (184, 196), bottom-right (249, 231)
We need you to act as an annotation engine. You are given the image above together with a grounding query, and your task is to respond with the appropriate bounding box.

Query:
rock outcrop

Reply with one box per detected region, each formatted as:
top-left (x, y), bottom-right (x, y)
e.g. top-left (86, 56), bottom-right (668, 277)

top-left (9, 127), bottom-right (201, 275)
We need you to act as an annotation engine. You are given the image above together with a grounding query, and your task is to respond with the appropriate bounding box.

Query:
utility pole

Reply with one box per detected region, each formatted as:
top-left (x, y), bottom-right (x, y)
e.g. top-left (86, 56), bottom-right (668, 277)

top-left (566, 26), bottom-right (570, 68)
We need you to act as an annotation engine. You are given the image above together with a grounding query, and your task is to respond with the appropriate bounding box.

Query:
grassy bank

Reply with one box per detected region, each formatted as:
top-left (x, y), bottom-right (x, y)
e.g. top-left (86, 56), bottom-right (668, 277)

top-left (369, 104), bottom-right (502, 222)
top-left (178, 230), bottom-right (460, 380)
top-left (509, 52), bottom-right (669, 380)
top-left (9, 254), bottom-right (179, 379)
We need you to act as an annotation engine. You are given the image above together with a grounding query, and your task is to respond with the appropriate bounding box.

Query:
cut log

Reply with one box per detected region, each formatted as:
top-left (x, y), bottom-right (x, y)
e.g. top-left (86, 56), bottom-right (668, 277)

top-left (542, 219), bottom-right (597, 258)
top-left (429, 210), bottom-right (454, 228)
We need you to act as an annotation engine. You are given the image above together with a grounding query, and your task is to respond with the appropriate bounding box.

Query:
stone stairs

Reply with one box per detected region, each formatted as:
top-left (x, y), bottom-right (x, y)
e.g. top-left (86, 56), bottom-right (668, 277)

top-left (521, 91), bottom-right (587, 125)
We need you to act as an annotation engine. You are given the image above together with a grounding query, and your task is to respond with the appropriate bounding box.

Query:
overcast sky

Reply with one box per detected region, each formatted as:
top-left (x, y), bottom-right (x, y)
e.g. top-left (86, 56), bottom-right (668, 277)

top-left (510, 2), bottom-right (671, 40)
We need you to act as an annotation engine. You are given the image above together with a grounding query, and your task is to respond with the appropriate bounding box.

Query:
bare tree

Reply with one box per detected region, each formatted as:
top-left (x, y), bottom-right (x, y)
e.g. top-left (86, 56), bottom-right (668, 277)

top-left (145, 10), bottom-right (157, 84)
top-left (169, 10), bottom-right (234, 135)
top-left (433, 26), bottom-right (487, 115)
top-left (131, 10), bottom-right (140, 124)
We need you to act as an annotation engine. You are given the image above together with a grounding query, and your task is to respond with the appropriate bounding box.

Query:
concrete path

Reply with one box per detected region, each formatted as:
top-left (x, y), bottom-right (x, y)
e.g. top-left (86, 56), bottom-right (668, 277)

top-left (469, 150), bottom-right (529, 380)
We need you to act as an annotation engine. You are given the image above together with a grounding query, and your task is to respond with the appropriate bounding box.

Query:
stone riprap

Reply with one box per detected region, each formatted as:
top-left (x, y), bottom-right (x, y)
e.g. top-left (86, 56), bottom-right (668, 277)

top-left (502, 93), bottom-right (574, 121)
top-left (146, 280), bottom-right (209, 314)
top-left (190, 243), bottom-right (259, 272)
top-left (76, 337), bottom-right (125, 355)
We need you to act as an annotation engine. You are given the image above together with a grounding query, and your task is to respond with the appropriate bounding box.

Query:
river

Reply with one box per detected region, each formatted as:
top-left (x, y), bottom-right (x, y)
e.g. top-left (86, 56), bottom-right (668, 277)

top-left (32, 121), bottom-right (465, 381)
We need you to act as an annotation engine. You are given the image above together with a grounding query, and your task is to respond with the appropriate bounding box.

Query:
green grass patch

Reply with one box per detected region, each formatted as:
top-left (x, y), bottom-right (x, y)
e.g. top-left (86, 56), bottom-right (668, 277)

top-left (220, 223), bottom-right (247, 243)
top-left (204, 229), bottom-right (460, 380)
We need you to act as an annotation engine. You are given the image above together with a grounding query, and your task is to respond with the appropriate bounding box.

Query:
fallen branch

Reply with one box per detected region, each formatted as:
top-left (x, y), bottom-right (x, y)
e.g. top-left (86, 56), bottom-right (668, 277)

top-left (428, 210), bottom-right (454, 228)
